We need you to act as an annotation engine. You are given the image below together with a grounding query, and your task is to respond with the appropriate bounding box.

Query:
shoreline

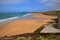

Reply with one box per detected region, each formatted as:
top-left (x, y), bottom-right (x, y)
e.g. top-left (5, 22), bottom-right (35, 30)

top-left (0, 13), bottom-right (57, 25)
top-left (0, 13), bottom-right (57, 37)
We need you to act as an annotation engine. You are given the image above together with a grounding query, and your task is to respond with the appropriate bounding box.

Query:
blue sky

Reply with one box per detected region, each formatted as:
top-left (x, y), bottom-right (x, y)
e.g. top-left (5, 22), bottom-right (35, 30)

top-left (0, 0), bottom-right (60, 12)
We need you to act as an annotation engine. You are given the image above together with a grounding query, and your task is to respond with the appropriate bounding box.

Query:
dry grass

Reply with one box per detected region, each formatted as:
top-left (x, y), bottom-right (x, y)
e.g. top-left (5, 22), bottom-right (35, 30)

top-left (0, 33), bottom-right (60, 40)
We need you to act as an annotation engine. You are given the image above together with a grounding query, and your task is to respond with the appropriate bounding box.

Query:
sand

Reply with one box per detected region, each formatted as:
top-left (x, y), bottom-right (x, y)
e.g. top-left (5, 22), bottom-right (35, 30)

top-left (32, 13), bottom-right (57, 19)
top-left (0, 13), bottom-right (57, 37)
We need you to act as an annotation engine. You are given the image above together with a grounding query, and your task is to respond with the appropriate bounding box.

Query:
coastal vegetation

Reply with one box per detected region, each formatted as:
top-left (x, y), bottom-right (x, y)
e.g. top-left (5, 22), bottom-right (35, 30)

top-left (43, 11), bottom-right (60, 16)
top-left (0, 33), bottom-right (60, 40)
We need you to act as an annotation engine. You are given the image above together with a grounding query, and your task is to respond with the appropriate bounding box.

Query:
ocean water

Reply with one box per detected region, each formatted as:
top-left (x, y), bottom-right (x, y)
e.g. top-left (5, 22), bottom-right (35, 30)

top-left (0, 12), bottom-right (32, 23)
top-left (0, 12), bottom-right (31, 19)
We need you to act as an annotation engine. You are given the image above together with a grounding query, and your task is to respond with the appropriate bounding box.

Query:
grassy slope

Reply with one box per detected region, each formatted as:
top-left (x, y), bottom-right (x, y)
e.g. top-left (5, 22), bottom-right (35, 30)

top-left (42, 11), bottom-right (60, 16)
top-left (0, 33), bottom-right (60, 40)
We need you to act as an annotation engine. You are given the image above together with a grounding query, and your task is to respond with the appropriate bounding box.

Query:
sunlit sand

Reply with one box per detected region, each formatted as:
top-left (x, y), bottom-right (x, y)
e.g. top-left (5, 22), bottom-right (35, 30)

top-left (0, 13), bottom-right (57, 37)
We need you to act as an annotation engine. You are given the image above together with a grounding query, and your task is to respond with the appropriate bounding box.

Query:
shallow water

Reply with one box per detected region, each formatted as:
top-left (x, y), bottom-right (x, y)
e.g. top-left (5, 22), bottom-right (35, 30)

top-left (0, 12), bottom-right (30, 19)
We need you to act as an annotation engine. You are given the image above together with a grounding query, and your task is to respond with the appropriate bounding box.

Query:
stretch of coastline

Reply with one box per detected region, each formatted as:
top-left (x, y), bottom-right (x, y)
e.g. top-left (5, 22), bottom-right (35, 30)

top-left (0, 13), bottom-right (57, 37)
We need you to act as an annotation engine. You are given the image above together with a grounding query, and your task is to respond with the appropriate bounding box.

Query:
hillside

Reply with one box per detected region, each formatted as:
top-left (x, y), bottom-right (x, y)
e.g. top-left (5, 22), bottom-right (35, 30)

top-left (43, 11), bottom-right (60, 16)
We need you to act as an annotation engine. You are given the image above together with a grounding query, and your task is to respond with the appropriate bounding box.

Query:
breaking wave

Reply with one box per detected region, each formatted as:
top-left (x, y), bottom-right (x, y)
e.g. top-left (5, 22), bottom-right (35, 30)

top-left (0, 13), bottom-right (32, 23)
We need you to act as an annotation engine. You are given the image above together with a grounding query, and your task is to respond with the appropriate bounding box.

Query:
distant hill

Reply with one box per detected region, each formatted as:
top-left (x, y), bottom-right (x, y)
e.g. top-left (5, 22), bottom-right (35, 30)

top-left (43, 11), bottom-right (60, 16)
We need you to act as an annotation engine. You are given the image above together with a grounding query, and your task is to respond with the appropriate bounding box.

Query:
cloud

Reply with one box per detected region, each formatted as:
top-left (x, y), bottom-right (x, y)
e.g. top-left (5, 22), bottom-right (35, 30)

top-left (0, 0), bottom-right (28, 4)
top-left (38, 0), bottom-right (49, 2)
top-left (38, 0), bottom-right (60, 3)
top-left (38, 0), bottom-right (60, 10)
top-left (45, 0), bottom-right (60, 10)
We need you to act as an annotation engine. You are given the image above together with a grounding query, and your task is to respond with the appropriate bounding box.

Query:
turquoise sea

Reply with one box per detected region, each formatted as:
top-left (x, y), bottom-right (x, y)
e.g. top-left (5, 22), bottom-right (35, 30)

top-left (0, 12), bottom-right (31, 19)
top-left (0, 12), bottom-right (32, 23)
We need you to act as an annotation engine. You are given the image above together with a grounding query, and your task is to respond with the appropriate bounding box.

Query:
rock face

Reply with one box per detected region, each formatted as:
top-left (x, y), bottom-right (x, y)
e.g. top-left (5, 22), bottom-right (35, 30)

top-left (40, 23), bottom-right (60, 33)
top-left (0, 13), bottom-right (57, 37)
top-left (58, 14), bottom-right (60, 29)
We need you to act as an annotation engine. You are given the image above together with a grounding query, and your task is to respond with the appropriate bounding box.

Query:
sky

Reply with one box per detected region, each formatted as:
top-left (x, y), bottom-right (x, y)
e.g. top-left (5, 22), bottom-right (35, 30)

top-left (0, 0), bottom-right (60, 12)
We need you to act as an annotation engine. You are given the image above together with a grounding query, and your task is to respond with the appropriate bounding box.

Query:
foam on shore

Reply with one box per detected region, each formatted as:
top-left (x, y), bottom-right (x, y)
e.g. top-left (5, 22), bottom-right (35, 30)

top-left (0, 13), bottom-right (32, 25)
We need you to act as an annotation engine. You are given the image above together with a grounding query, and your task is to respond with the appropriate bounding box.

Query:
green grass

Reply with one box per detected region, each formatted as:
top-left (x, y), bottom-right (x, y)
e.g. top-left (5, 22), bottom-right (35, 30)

top-left (34, 25), bottom-right (45, 34)
top-left (0, 33), bottom-right (60, 40)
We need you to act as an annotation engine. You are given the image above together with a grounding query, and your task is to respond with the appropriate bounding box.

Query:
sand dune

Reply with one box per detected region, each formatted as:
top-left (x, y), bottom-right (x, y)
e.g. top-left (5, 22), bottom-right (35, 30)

top-left (0, 13), bottom-right (57, 37)
top-left (33, 13), bottom-right (57, 19)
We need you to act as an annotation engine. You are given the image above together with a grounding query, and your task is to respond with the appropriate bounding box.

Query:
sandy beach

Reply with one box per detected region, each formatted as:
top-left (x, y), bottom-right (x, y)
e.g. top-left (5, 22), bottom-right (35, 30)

top-left (0, 13), bottom-right (57, 37)
top-left (32, 13), bottom-right (57, 19)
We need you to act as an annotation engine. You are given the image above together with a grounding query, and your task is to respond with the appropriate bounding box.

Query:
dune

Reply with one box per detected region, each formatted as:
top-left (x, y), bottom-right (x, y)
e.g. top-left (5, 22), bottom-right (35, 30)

top-left (33, 13), bottom-right (57, 19)
top-left (0, 13), bottom-right (57, 37)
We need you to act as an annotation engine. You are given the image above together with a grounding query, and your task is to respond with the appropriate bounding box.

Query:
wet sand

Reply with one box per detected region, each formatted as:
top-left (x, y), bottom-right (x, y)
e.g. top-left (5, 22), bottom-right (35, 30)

top-left (0, 13), bottom-right (57, 37)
